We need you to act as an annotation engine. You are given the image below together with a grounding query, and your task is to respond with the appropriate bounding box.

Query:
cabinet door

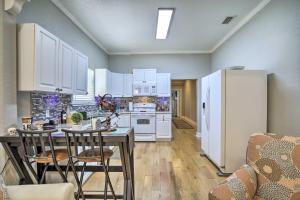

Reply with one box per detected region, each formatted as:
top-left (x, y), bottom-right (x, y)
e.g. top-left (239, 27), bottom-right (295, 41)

top-left (144, 69), bottom-right (157, 83)
top-left (123, 74), bottom-right (133, 97)
top-left (133, 69), bottom-right (145, 83)
top-left (35, 25), bottom-right (59, 92)
top-left (59, 41), bottom-right (74, 94)
top-left (156, 114), bottom-right (172, 138)
top-left (157, 73), bottom-right (171, 97)
top-left (118, 114), bottom-right (131, 127)
top-left (111, 73), bottom-right (124, 97)
top-left (73, 51), bottom-right (88, 94)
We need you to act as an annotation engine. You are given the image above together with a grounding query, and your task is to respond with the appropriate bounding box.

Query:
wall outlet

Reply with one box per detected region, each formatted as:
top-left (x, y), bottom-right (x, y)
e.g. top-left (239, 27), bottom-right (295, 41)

top-left (46, 110), bottom-right (50, 118)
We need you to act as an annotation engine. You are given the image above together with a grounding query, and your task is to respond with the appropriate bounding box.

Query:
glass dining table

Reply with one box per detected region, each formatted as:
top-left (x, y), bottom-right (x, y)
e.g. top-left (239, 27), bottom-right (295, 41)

top-left (0, 126), bottom-right (135, 200)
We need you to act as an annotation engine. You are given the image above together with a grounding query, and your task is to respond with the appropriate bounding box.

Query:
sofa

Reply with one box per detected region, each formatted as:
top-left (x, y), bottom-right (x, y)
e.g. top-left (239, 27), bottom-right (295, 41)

top-left (1, 183), bottom-right (75, 200)
top-left (209, 133), bottom-right (300, 200)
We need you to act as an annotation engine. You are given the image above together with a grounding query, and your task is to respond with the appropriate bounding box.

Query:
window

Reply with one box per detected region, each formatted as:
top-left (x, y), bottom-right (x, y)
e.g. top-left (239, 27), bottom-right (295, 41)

top-left (73, 68), bottom-right (95, 104)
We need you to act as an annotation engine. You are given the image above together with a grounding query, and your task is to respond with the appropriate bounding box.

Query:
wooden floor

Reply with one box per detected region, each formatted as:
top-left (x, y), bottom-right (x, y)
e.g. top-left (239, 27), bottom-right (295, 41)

top-left (84, 125), bottom-right (225, 200)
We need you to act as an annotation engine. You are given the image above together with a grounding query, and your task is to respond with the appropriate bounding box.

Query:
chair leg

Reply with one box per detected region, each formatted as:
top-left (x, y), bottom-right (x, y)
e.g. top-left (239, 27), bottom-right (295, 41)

top-left (104, 159), bottom-right (109, 200)
top-left (39, 163), bottom-right (49, 184)
top-left (103, 158), bottom-right (116, 200)
top-left (26, 160), bottom-right (39, 183)
top-left (70, 160), bottom-right (85, 200)
top-left (53, 160), bottom-right (68, 183)
top-left (80, 162), bottom-right (87, 187)
top-left (65, 159), bottom-right (71, 180)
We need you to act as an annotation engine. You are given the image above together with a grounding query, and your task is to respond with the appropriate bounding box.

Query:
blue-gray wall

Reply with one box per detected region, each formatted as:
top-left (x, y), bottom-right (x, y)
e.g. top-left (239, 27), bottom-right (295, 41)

top-left (17, 0), bottom-right (108, 69)
top-left (109, 54), bottom-right (211, 80)
top-left (211, 0), bottom-right (300, 135)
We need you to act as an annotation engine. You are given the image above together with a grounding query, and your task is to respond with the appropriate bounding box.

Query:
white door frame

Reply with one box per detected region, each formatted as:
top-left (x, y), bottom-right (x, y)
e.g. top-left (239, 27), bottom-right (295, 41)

top-left (196, 78), bottom-right (201, 138)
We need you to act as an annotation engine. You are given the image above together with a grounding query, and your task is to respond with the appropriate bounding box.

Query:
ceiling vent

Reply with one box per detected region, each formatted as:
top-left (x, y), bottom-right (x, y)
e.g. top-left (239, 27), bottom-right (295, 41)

top-left (222, 16), bottom-right (236, 24)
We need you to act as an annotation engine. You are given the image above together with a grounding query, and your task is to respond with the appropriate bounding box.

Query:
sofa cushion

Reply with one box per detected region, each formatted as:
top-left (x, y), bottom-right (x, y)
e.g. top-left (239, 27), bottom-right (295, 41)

top-left (247, 133), bottom-right (300, 200)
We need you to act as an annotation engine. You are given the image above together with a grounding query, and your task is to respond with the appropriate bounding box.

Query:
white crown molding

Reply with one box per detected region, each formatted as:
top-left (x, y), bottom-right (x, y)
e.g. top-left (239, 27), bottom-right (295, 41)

top-left (109, 50), bottom-right (211, 55)
top-left (4, 0), bottom-right (30, 16)
top-left (50, 0), bottom-right (109, 54)
top-left (210, 0), bottom-right (271, 53)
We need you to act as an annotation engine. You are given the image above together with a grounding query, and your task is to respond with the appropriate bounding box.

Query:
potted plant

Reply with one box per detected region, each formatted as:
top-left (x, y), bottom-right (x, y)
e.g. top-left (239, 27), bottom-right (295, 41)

top-left (71, 112), bottom-right (83, 130)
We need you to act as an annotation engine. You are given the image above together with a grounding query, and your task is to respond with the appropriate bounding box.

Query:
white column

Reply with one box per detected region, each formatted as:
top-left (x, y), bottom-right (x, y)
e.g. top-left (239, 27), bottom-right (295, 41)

top-left (0, 0), bottom-right (28, 184)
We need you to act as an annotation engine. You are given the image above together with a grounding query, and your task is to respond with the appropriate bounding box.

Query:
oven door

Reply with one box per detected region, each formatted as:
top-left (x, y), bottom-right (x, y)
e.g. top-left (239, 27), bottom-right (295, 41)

top-left (131, 114), bottom-right (155, 133)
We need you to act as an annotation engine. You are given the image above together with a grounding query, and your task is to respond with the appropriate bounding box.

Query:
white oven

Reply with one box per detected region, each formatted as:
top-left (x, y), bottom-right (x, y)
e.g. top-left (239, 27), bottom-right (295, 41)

top-left (131, 103), bottom-right (156, 141)
top-left (131, 113), bottom-right (156, 134)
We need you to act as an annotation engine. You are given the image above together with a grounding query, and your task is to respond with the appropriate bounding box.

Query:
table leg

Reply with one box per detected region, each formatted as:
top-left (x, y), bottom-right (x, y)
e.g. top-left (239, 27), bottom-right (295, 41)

top-left (2, 143), bottom-right (33, 184)
top-left (119, 140), bottom-right (135, 200)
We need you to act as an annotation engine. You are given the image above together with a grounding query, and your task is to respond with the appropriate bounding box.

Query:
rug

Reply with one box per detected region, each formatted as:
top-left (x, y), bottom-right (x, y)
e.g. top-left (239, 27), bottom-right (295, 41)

top-left (172, 118), bottom-right (194, 129)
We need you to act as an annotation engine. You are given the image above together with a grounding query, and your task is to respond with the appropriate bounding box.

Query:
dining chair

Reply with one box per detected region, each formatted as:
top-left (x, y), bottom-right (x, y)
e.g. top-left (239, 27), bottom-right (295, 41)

top-left (17, 129), bottom-right (69, 184)
top-left (62, 128), bottom-right (116, 200)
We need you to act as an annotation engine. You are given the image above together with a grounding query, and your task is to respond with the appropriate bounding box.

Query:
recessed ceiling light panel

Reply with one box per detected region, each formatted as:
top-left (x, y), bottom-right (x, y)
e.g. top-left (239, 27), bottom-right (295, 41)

top-left (156, 8), bottom-right (174, 40)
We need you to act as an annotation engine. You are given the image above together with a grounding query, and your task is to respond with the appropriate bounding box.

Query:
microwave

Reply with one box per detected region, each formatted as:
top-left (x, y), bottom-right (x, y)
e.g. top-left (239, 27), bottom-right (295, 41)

top-left (133, 83), bottom-right (156, 96)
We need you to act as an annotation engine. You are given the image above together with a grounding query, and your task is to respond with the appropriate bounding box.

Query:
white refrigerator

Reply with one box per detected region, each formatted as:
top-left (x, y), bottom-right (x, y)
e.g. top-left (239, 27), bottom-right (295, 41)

top-left (201, 69), bottom-right (267, 174)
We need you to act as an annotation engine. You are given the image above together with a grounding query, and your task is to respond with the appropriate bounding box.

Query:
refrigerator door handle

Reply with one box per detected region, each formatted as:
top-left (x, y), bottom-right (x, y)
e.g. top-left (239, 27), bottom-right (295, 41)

top-left (205, 87), bottom-right (210, 131)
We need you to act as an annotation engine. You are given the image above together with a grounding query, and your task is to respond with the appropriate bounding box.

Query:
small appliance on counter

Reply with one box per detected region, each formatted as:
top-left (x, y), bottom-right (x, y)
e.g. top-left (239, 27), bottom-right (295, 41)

top-left (42, 120), bottom-right (57, 130)
top-left (128, 102), bottom-right (133, 112)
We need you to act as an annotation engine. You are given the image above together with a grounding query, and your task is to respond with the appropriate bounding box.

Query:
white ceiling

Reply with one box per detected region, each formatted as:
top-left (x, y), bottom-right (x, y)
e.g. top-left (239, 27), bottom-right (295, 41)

top-left (52, 0), bottom-right (266, 54)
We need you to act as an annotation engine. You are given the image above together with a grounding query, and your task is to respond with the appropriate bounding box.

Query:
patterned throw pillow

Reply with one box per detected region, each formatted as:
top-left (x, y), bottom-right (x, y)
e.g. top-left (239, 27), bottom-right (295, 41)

top-left (247, 133), bottom-right (300, 200)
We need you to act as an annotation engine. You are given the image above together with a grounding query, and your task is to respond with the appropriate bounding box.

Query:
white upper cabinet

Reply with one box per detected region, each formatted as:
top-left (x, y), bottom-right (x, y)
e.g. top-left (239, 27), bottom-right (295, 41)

top-left (144, 69), bottom-right (157, 83)
top-left (95, 70), bottom-right (133, 97)
top-left (18, 24), bottom-right (59, 92)
top-left (73, 50), bottom-right (88, 95)
top-left (123, 74), bottom-right (133, 97)
top-left (133, 69), bottom-right (157, 83)
top-left (111, 72), bottom-right (124, 97)
top-left (59, 40), bottom-right (74, 94)
top-left (156, 73), bottom-right (171, 97)
top-left (95, 68), bottom-right (111, 96)
top-left (18, 23), bottom-right (88, 94)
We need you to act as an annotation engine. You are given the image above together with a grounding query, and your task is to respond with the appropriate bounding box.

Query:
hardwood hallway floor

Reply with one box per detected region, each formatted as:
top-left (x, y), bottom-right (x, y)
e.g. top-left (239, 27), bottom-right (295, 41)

top-left (84, 125), bottom-right (225, 200)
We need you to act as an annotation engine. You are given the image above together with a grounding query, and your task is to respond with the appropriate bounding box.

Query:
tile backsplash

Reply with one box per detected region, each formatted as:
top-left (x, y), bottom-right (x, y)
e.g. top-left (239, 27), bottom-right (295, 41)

top-left (31, 92), bottom-right (99, 122)
top-left (29, 92), bottom-right (170, 122)
top-left (31, 92), bottom-right (72, 121)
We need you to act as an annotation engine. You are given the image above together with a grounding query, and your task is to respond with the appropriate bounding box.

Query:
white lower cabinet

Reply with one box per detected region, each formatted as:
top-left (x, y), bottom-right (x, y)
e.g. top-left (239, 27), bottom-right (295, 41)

top-left (117, 114), bottom-right (131, 127)
top-left (156, 114), bottom-right (172, 140)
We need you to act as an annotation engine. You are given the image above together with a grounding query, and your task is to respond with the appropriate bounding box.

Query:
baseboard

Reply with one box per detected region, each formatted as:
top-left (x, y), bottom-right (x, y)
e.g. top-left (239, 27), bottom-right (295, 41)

top-left (196, 132), bottom-right (201, 138)
top-left (180, 116), bottom-right (197, 128)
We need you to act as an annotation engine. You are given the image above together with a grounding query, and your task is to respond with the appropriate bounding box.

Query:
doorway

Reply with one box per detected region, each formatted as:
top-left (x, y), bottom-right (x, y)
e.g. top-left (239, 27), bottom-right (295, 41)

top-left (171, 80), bottom-right (197, 129)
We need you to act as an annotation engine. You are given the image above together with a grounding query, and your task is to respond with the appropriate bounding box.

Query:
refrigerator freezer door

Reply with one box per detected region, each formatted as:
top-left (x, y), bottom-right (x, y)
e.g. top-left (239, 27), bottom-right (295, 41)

top-left (201, 76), bottom-right (209, 155)
top-left (208, 70), bottom-right (225, 167)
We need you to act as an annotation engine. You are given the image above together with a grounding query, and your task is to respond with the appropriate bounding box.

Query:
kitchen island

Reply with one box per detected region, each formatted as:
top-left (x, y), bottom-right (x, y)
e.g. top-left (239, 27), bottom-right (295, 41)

top-left (0, 127), bottom-right (135, 200)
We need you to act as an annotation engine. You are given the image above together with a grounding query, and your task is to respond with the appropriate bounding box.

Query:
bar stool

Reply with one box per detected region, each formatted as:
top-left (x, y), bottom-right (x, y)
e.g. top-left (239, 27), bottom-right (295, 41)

top-left (17, 129), bottom-right (69, 184)
top-left (62, 129), bottom-right (116, 200)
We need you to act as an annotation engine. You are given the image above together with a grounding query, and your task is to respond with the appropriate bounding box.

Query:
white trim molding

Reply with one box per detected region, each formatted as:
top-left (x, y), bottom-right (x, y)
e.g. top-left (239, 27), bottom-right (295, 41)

top-left (109, 50), bottom-right (211, 55)
top-left (196, 132), bottom-right (201, 138)
top-left (50, 0), bottom-right (109, 54)
top-left (4, 0), bottom-right (30, 16)
top-left (210, 0), bottom-right (271, 52)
